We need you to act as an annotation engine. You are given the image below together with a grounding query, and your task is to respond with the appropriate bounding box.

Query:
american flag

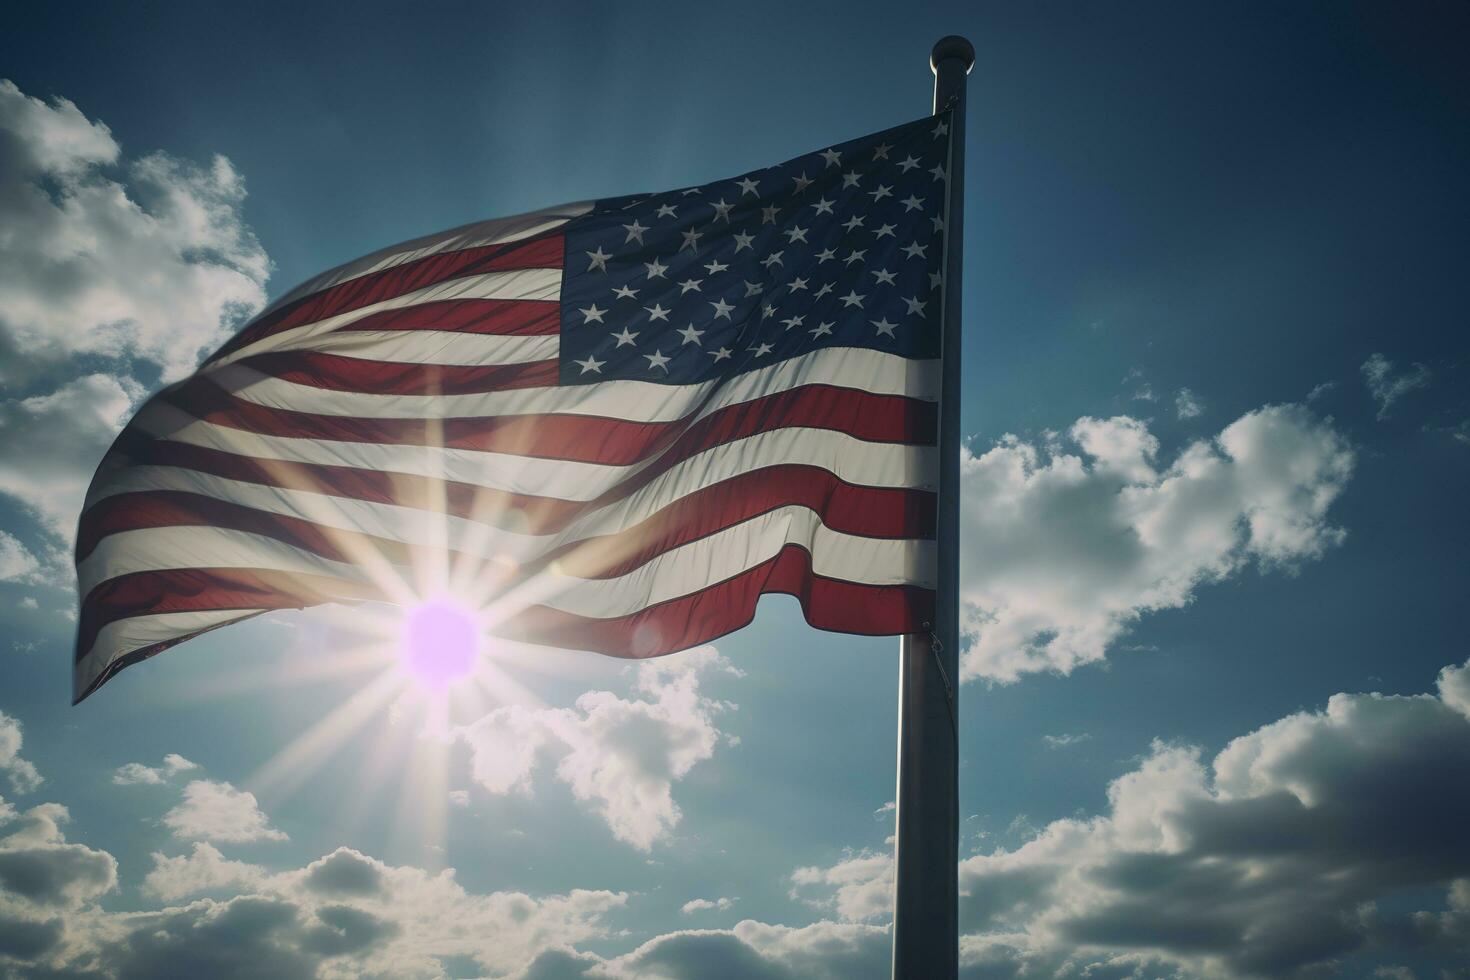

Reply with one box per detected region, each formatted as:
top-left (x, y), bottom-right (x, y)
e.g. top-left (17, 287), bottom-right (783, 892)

top-left (74, 113), bottom-right (951, 702)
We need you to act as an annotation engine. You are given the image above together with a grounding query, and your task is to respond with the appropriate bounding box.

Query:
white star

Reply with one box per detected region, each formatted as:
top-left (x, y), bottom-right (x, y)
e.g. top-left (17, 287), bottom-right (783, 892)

top-left (737, 176), bottom-right (760, 196)
top-left (902, 241), bottom-right (928, 260)
top-left (612, 284), bottom-right (638, 300)
top-left (904, 296), bottom-right (926, 316)
top-left (840, 290), bottom-right (866, 308)
top-left (645, 350), bottom-right (671, 371)
top-left (733, 231), bottom-right (755, 252)
top-left (792, 172), bottom-right (814, 193)
top-left (574, 355), bottom-right (605, 374)
top-left (872, 268), bottom-right (896, 285)
top-left (761, 303), bottom-right (776, 320)
top-left (929, 271), bottom-right (943, 290)
top-left (585, 247), bottom-right (611, 272)
top-left (933, 119), bottom-right (949, 138)
top-left (842, 170), bottom-right (861, 188)
top-left (711, 346), bottom-right (733, 362)
top-left (901, 194), bottom-right (924, 212)
top-left (710, 298), bottom-right (735, 320)
top-left (809, 320), bottom-right (834, 338)
top-left (868, 184), bottom-right (893, 202)
top-left (644, 258), bottom-right (668, 278)
top-left (930, 164), bottom-right (947, 182)
top-left (820, 148), bottom-right (842, 167)
top-left (873, 317), bottom-right (897, 337)
top-left (645, 303), bottom-right (671, 321)
top-left (613, 326), bottom-right (639, 347)
top-left (873, 223), bottom-right (896, 239)
top-left (814, 282), bottom-right (834, 298)
top-left (623, 219), bottom-right (648, 244)
top-left (743, 281), bottom-right (764, 297)
top-left (655, 203), bottom-right (677, 219)
top-left (749, 342), bottom-right (774, 357)
top-left (578, 303), bottom-right (607, 324)
top-left (844, 249), bottom-right (867, 266)
top-left (931, 214), bottom-right (945, 232)
top-left (711, 199), bottom-right (734, 222)
top-left (897, 155), bottom-right (920, 172)
top-left (789, 277), bottom-right (809, 292)
top-left (677, 323), bottom-right (704, 345)
top-left (780, 315), bottom-right (805, 330)
top-left (761, 204), bottom-right (779, 224)
top-left (761, 251), bottom-right (784, 268)
top-left (842, 215), bottom-right (865, 232)
top-left (873, 142), bottom-right (891, 160)
top-left (815, 248), bottom-right (836, 263)
top-left (704, 258), bottom-right (730, 274)
top-left (784, 225), bottom-right (809, 244)
top-left (680, 228), bottom-right (702, 252)
top-left (812, 197), bottom-right (835, 216)
top-left (681, 187), bottom-right (701, 196)
top-left (678, 278), bottom-right (703, 294)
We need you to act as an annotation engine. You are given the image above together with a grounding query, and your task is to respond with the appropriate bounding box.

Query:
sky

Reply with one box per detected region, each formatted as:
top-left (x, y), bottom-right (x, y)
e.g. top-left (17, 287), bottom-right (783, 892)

top-left (1, 1), bottom-right (1469, 977)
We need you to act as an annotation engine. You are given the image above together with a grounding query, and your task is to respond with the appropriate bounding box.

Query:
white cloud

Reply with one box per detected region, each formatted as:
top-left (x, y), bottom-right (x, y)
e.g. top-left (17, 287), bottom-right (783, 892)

top-left (459, 646), bottom-right (739, 851)
top-left (0, 712), bottom-right (42, 794)
top-left (1362, 352), bottom-right (1431, 420)
top-left (16, 596), bottom-right (37, 610)
top-left (162, 780), bottom-right (287, 844)
top-left (576, 919), bottom-right (891, 980)
top-left (112, 753), bottom-right (198, 786)
top-left (791, 850), bottom-right (893, 923)
top-left (960, 404), bottom-right (1354, 682)
top-left (680, 896), bottom-right (736, 915)
top-left (0, 79), bottom-right (269, 560)
top-left (142, 842), bottom-right (268, 902)
top-left (0, 79), bottom-right (269, 383)
top-left (1041, 733), bottom-right (1091, 749)
top-left (954, 655), bottom-right (1470, 977)
top-left (0, 531), bottom-right (41, 584)
top-left (1174, 387), bottom-right (1204, 419)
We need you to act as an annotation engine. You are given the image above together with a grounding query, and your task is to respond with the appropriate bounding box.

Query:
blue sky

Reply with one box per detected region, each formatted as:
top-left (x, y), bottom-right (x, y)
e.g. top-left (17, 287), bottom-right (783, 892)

top-left (2, 2), bottom-right (1469, 977)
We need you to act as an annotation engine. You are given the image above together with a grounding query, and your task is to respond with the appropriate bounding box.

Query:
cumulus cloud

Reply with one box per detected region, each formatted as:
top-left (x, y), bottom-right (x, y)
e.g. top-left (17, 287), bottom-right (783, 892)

top-left (954, 656), bottom-right (1470, 977)
top-left (790, 851), bottom-right (893, 923)
top-left (112, 752), bottom-right (198, 786)
top-left (142, 842), bottom-right (267, 902)
top-left (0, 531), bottom-right (40, 584)
top-left (0, 79), bottom-right (269, 561)
top-left (459, 646), bottom-right (740, 850)
top-left (1361, 353), bottom-right (1431, 420)
top-left (0, 802), bottom-right (116, 910)
top-left (1174, 387), bottom-right (1204, 420)
top-left (680, 896), bottom-right (737, 915)
top-left (960, 404), bottom-right (1354, 682)
top-left (0, 712), bottom-right (42, 794)
top-left (162, 780), bottom-right (288, 844)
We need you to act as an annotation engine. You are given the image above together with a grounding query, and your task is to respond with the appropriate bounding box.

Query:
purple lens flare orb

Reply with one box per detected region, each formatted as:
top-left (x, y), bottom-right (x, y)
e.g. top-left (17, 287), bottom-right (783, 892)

top-left (401, 599), bottom-right (480, 691)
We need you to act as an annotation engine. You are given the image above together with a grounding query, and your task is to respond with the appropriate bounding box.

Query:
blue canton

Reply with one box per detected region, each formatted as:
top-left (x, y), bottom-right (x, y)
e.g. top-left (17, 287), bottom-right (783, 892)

top-left (559, 114), bottom-right (951, 385)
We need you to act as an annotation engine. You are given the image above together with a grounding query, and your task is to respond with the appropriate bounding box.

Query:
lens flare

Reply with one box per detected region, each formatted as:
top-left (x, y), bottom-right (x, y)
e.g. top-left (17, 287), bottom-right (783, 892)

top-left (401, 599), bottom-right (480, 691)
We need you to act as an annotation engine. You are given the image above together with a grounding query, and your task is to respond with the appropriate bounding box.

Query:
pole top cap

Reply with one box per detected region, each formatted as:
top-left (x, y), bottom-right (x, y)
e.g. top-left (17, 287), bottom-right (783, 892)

top-left (930, 35), bottom-right (975, 75)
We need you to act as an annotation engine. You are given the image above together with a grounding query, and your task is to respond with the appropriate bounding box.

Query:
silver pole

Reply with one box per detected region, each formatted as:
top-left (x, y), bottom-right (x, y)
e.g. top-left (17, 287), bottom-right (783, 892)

top-left (891, 34), bottom-right (972, 980)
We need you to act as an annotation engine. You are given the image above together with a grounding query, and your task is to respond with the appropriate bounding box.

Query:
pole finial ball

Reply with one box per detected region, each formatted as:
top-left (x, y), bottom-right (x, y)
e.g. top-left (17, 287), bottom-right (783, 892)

top-left (930, 35), bottom-right (975, 75)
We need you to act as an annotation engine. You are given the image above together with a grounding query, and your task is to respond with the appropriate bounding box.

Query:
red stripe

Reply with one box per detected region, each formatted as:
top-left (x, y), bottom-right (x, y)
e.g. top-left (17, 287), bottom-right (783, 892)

top-left (233, 352), bottom-right (559, 395)
top-left (76, 549), bottom-right (933, 674)
top-left (210, 232), bottom-right (565, 361)
top-left (327, 298), bottom-right (559, 336)
top-left (161, 377), bottom-right (937, 465)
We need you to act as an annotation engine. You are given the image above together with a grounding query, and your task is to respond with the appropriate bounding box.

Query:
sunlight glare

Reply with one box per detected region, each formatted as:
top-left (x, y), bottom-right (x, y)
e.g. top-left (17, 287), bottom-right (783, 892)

top-left (401, 599), bottom-right (480, 692)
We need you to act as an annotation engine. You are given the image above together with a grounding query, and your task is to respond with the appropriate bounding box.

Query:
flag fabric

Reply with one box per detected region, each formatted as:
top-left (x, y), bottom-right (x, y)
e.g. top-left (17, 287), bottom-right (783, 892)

top-left (74, 113), bottom-right (952, 702)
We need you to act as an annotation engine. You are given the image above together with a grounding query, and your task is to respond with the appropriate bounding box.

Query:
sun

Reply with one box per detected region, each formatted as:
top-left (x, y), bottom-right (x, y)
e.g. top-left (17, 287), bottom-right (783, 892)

top-left (400, 598), bottom-right (481, 693)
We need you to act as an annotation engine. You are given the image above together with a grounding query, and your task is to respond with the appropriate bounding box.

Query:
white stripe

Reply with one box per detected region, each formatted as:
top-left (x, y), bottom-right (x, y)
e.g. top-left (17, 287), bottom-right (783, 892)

top-left (127, 404), bottom-right (932, 502)
top-left (74, 608), bottom-right (269, 700)
top-left (259, 201), bottom-right (588, 317)
top-left (78, 507), bottom-right (931, 619)
top-left (266, 330), bottom-right (558, 367)
top-left (214, 346), bottom-right (940, 420)
top-left (209, 267), bottom-right (562, 369)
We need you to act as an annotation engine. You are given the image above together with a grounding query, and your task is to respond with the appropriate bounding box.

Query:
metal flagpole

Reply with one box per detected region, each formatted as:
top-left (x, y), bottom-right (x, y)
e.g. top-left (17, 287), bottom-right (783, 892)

top-left (892, 34), bottom-right (972, 980)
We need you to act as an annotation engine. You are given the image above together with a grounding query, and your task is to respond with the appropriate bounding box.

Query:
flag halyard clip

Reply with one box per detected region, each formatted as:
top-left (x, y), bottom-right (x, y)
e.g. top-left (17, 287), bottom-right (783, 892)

top-left (921, 621), bottom-right (959, 740)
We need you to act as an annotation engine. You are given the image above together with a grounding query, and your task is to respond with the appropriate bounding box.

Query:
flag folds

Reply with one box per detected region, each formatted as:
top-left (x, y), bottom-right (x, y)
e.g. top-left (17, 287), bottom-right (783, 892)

top-left (74, 114), bottom-right (951, 702)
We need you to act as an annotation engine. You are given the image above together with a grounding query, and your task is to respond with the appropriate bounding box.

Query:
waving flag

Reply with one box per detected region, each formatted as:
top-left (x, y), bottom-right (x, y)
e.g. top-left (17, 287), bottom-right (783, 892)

top-left (74, 113), bottom-right (952, 702)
